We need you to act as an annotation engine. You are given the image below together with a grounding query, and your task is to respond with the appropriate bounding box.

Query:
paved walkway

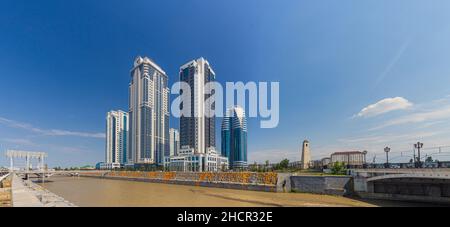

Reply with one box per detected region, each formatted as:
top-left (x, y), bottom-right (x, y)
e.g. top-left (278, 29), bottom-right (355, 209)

top-left (11, 174), bottom-right (76, 207)
top-left (11, 174), bottom-right (44, 207)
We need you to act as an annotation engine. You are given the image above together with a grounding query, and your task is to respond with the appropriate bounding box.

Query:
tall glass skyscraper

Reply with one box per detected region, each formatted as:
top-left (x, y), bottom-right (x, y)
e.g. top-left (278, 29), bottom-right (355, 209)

top-left (169, 128), bottom-right (179, 157)
top-left (128, 56), bottom-right (169, 166)
top-left (105, 110), bottom-right (128, 168)
top-left (221, 106), bottom-right (247, 169)
top-left (179, 57), bottom-right (215, 154)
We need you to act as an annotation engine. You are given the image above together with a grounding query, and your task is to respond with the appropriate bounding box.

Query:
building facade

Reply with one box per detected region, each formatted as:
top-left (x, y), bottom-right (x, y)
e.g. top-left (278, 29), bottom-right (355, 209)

top-left (331, 151), bottom-right (366, 168)
top-left (179, 57), bottom-right (216, 154)
top-left (105, 110), bottom-right (128, 169)
top-left (128, 56), bottom-right (169, 166)
top-left (164, 146), bottom-right (229, 172)
top-left (221, 106), bottom-right (248, 170)
top-left (169, 128), bottom-right (180, 157)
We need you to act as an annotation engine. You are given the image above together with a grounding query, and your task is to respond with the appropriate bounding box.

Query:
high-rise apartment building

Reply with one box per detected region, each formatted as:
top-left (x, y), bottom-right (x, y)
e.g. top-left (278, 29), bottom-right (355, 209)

top-left (221, 106), bottom-right (247, 169)
top-left (128, 56), bottom-right (169, 166)
top-left (169, 128), bottom-right (179, 156)
top-left (105, 110), bottom-right (129, 169)
top-left (179, 57), bottom-right (215, 154)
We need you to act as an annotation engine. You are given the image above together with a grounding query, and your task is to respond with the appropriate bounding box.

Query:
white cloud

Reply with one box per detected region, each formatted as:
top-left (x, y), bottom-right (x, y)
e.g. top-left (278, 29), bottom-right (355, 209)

top-left (371, 105), bottom-right (450, 130)
top-left (1, 138), bottom-right (37, 146)
top-left (0, 116), bottom-right (105, 139)
top-left (355, 97), bottom-right (413, 118)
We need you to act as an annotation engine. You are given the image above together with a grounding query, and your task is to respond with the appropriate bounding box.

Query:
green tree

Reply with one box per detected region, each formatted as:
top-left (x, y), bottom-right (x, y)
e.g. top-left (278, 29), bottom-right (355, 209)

top-left (425, 156), bottom-right (433, 163)
top-left (330, 162), bottom-right (346, 175)
top-left (279, 159), bottom-right (289, 170)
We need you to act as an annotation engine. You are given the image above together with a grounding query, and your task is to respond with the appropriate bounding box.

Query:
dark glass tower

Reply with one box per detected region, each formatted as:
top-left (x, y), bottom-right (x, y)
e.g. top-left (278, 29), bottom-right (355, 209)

top-left (221, 106), bottom-right (247, 169)
top-left (179, 57), bottom-right (215, 154)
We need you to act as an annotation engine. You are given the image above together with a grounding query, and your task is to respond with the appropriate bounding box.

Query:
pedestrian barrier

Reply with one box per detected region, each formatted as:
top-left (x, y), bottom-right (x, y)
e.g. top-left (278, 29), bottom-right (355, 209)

top-left (102, 171), bottom-right (278, 185)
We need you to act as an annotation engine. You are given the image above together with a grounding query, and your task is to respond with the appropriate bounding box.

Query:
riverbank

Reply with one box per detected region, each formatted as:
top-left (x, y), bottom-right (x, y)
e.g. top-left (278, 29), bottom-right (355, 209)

top-left (38, 176), bottom-right (376, 207)
top-left (12, 174), bottom-right (76, 207)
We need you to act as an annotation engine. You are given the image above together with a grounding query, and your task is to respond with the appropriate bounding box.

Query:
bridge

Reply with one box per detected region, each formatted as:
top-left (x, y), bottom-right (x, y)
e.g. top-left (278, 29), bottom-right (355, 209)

top-left (350, 168), bottom-right (450, 204)
top-left (4, 150), bottom-right (109, 181)
top-left (15, 170), bottom-right (109, 181)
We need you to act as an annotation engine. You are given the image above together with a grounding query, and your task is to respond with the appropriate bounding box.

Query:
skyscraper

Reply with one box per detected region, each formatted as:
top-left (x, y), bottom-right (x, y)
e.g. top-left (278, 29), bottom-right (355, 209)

top-left (301, 140), bottom-right (311, 169)
top-left (169, 128), bottom-right (179, 157)
top-left (128, 56), bottom-right (169, 166)
top-left (105, 110), bottom-right (128, 169)
top-left (221, 106), bottom-right (247, 169)
top-left (179, 57), bottom-right (215, 154)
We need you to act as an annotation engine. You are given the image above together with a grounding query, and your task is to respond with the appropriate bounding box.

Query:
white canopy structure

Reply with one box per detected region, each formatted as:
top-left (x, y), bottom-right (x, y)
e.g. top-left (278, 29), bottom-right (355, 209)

top-left (5, 150), bottom-right (47, 171)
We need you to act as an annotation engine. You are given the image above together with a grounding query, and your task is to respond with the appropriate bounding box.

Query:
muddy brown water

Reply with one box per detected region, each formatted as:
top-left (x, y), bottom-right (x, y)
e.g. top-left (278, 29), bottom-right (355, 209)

top-left (36, 176), bottom-right (432, 207)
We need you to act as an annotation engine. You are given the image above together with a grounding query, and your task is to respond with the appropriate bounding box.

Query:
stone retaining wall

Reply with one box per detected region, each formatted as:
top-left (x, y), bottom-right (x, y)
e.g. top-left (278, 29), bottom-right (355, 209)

top-left (290, 175), bottom-right (354, 196)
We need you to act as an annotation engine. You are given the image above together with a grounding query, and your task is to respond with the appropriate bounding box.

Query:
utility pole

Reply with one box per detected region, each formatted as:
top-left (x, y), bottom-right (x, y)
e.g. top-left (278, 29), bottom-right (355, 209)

top-left (384, 147), bottom-right (390, 168)
top-left (414, 142), bottom-right (423, 168)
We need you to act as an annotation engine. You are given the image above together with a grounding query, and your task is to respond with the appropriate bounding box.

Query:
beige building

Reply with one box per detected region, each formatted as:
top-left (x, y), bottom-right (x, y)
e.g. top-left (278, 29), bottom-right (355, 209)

top-left (331, 151), bottom-right (366, 168)
top-left (300, 140), bottom-right (311, 169)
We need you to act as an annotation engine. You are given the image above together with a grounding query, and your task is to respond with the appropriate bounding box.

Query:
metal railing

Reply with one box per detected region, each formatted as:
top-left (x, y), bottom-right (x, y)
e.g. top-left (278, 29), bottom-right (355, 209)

top-left (89, 171), bottom-right (279, 186)
top-left (0, 173), bottom-right (10, 183)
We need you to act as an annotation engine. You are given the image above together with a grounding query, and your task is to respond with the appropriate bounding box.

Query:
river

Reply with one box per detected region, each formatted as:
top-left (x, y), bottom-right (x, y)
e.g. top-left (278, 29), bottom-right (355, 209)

top-left (36, 176), bottom-right (428, 207)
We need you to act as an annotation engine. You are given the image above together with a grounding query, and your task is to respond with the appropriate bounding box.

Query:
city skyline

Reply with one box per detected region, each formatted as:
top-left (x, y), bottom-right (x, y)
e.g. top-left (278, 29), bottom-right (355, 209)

top-left (3, 0), bottom-right (450, 167)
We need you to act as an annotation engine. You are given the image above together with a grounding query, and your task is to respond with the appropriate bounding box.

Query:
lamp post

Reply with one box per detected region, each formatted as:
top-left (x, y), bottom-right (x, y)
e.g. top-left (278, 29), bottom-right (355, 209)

top-left (414, 142), bottom-right (423, 168)
top-left (384, 147), bottom-right (390, 168)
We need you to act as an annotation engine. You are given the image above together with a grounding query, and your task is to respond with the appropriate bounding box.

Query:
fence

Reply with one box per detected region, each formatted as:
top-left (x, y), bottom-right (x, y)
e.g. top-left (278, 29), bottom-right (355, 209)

top-left (101, 171), bottom-right (278, 186)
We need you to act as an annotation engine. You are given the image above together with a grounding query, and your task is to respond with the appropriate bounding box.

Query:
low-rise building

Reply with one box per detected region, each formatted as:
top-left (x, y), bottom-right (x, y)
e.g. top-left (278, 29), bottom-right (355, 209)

top-left (310, 160), bottom-right (323, 170)
top-left (164, 146), bottom-right (229, 172)
top-left (99, 162), bottom-right (122, 170)
top-left (321, 157), bottom-right (331, 168)
top-left (331, 151), bottom-right (366, 168)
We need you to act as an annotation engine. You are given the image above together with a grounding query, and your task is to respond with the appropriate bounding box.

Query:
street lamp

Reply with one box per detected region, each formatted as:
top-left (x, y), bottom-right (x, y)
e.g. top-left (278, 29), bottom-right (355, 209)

top-left (384, 147), bottom-right (390, 168)
top-left (414, 142), bottom-right (423, 168)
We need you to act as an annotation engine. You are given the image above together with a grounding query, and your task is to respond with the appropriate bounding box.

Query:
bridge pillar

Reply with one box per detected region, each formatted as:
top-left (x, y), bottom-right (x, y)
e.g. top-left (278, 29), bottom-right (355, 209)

top-left (367, 181), bottom-right (374, 193)
top-left (353, 177), bottom-right (368, 192)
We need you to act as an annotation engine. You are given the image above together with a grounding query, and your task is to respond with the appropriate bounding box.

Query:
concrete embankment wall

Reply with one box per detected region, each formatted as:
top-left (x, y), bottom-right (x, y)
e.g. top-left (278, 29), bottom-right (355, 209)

top-left (290, 176), bottom-right (354, 196)
top-left (80, 172), bottom-right (278, 192)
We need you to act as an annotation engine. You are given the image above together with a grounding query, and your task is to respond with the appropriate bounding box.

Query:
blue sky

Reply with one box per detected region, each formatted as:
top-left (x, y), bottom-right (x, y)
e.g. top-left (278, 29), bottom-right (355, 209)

top-left (2, 0), bottom-right (450, 167)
